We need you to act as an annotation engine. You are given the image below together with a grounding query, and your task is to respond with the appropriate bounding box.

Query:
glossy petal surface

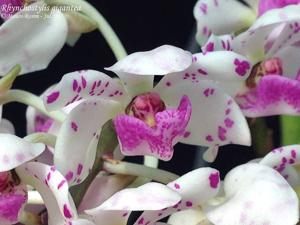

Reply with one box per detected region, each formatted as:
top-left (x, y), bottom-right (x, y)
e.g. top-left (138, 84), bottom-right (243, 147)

top-left (156, 51), bottom-right (252, 96)
top-left (233, 5), bottom-right (300, 63)
top-left (0, 2), bottom-right (68, 75)
top-left (194, 0), bottom-right (256, 46)
top-left (16, 162), bottom-right (77, 225)
top-left (260, 145), bottom-right (300, 185)
top-left (0, 134), bottom-right (45, 172)
top-left (54, 99), bottom-right (121, 185)
top-left (85, 183), bottom-right (181, 225)
top-left (43, 70), bottom-right (128, 111)
top-left (134, 168), bottom-right (220, 225)
top-left (106, 45), bottom-right (192, 97)
top-left (156, 80), bottom-right (251, 151)
top-left (206, 163), bottom-right (298, 225)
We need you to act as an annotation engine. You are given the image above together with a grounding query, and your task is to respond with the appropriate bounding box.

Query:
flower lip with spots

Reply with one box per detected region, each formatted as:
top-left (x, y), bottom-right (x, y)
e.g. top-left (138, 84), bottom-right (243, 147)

top-left (42, 45), bottom-right (251, 185)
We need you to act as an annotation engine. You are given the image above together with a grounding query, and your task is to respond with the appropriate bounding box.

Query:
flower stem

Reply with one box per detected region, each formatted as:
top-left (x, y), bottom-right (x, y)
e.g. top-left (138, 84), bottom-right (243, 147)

top-left (103, 159), bottom-right (179, 184)
top-left (45, 0), bottom-right (127, 60)
top-left (0, 89), bottom-right (66, 122)
top-left (24, 132), bottom-right (57, 148)
top-left (0, 64), bottom-right (20, 95)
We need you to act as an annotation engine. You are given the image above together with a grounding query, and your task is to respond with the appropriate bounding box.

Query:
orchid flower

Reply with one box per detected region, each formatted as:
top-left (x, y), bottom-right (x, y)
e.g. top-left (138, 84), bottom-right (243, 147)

top-left (0, 130), bottom-right (98, 225)
top-left (41, 45), bottom-right (251, 187)
top-left (163, 145), bottom-right (300, 225)
top-left (194, 0), bottom-right (300, 46)
top-left (200, 5), bottom-right (300, 117)
top-left (0, 0), bottom-right (98, 76)
top-left (0, 134), bottom-right (45, 224)
top-left (83, 145), bottom-right (300, 225)
top-left (16, 161), bottom-right (104, 225)
top-left (83, 167), bottom-right (220, 225)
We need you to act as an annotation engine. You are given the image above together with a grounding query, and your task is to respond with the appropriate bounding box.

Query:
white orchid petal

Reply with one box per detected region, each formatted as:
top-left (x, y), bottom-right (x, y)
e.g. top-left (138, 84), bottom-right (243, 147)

top-left (275, 45), bottom-right (300, 78)
top-left (194, 0), bottom-right (256, 46)
top-left (54, 99), bottom-right (122, 186)
top-left (0, 119), bottom-right (15, 134)
top-left (260, 145), bottom-right (300, 185)
top-left (43, 70), bottom-right (128, 111)
top-left (16, 162), bottom-right (77, 225)
top-left (156, 80), bottom-right (251, 151)
top-left (78, 174), bottom-right (134, 212)
top-left (0, 134), bottom-right (45, 172)
top-left (206, 163), bottom-right (299, 225)
top-left (155, 51), bottom-right (252, 97)
top-left (85, 183), bottom-right (181, 225)
top-left (233, 4), bottom-right (300, 63)
top-left (106, 45), bottom-right (192, 97)
top-left (201, 34), bottom-right (234, 53)
top-left (134, 168), bottom-right (220, 225)
top-left (0, 2), bottom-right (68, 75)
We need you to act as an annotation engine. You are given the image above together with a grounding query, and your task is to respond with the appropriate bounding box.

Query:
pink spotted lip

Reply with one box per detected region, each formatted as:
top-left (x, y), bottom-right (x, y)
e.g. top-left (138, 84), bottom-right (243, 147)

top-left (114, 95), bottom-right (192, 161)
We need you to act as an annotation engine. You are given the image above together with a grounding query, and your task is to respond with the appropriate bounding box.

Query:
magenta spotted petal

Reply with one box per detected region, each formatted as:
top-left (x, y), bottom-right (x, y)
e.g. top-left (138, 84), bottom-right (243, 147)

top-left (85, 182), bottom-right (181, 225)
top-left (258, 0), bottom-right (300, 16)
top-left (43, 70), bottom-right (128, 111)
top-left (54, 99), bottom-right (122, 186)
top-left (193, 0), bottom-right (256, 46)
top-left (236, 75), bottom-right (300, 117)
top-left (206, 164), bottom-right (299, 225)
top-left (134, 167), bottom-right (220, 225)
top-left (260, 145), bottom-right (300, 185)
top-left (16, 162), bottom-right (78, 225)
top-left (114, 96), bottom-right (192, 161)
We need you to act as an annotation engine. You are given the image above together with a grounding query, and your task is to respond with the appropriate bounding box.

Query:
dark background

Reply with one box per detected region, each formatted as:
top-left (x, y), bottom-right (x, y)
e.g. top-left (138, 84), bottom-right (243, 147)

top-left (1, 0), bottom-right (257, 176)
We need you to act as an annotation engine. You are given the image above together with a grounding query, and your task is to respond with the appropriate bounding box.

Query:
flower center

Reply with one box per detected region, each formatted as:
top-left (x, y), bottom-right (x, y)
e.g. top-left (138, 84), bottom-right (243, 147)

top-left (0, 171), bottom-right (9, 192)
top-left (126, 92), bottom-right (166, 127)
top-left (246, 57), bottom-right (283, 88)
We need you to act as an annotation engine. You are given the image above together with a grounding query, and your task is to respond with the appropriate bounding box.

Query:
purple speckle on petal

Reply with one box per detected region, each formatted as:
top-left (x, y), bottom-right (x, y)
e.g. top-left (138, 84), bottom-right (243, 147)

top-left (77, 164), bottom-right (83, 175)
top-left (186, 201), bottom-right (193, 207)
top-left (234, 58), bottom-right (250, 76)
top-left (65, 171), bottom-right (73, 181)
top-left (71, 122), bottom-right (78, 132)
top-left (57, 180), bottom-right (66, 189)
top-left (183, 131), bottom-right (191, 138)
top-left (224, 118), bottom-right (234, 128)
top-left (174, 183), bottom-right (180, 189)
top-left (63, 204), bottom-right (72, 219)
top-left (209, 172), bottom-right (220, 188)
top-left (46, 92), bottom-right (60, 104)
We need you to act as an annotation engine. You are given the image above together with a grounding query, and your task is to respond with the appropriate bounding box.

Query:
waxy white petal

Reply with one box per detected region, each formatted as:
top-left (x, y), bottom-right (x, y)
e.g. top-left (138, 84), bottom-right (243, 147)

top-left (0, 2), bottom-right (68, 75)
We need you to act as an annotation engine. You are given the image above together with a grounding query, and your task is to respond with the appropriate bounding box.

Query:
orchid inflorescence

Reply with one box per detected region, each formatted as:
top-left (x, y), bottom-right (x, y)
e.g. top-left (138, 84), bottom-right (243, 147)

top-left (0, 0), bottom-right (300, 224)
